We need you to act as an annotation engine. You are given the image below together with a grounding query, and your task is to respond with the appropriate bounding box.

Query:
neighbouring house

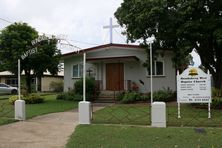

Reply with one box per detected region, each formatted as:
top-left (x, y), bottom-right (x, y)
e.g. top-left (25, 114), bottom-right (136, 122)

top-left (0, 71), bottom-right (64, 92)
top-left (61, 43), bottom-right (176, 93)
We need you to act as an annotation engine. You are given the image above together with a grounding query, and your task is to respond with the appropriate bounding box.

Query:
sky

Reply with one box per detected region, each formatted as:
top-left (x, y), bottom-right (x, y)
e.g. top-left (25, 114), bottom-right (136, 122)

top-left (0, 0), bottom-right (126, 52)
top-left (0, 0), bottom-right (201, 66)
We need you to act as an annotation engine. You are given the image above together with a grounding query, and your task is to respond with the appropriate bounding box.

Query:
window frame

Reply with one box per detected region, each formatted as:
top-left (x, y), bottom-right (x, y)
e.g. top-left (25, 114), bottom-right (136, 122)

top-left (146, 60), bottom-right (165, 77)
top-left (72, 63), bottom-right (83, 78)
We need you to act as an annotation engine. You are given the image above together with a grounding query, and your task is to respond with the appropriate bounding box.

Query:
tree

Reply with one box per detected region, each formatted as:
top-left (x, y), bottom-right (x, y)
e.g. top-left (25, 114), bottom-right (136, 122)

top-left (115, 0), bottom-right (222, 88)
top-left (0, 22), bottom-right (61, 93)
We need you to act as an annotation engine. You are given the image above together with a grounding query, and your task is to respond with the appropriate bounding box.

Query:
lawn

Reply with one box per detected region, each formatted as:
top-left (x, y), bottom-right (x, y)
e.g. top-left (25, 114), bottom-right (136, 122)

top-left (92, 103), bottom-right (222, 127)
top-left (0, 94), bottom-right (78, 125)
top-left (67, 124), bottom-right (222, 148)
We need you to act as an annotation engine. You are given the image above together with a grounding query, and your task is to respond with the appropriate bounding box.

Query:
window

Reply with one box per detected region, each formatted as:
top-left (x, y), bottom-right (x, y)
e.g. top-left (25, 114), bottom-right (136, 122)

top-left (72, 64), bottom-right (83, 78)
top-left (147, 61), bottom-right (164, 76)
top-left (0, 83), bottom-right (8, 87)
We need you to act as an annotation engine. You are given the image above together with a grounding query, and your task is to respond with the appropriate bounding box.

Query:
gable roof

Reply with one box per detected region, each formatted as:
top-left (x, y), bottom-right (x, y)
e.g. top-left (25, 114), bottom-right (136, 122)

top-left (62, 43), bottom-right (143, 58)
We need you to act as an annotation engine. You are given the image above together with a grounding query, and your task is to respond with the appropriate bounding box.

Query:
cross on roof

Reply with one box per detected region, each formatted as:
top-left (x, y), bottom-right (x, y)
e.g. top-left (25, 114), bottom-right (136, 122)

top-left (103, 17), bottom-right (119, 43)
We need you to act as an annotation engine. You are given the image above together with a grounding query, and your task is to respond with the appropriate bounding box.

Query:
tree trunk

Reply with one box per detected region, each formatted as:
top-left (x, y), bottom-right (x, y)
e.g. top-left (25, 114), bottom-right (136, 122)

top-left (25, 71), bottom-right (32, 93)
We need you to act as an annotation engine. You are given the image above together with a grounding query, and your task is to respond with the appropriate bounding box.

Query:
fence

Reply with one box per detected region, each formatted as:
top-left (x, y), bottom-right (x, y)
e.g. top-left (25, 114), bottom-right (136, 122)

top-left (0, 97), bottom-right (15, 125)
top-left (92, 102), bottom-right (222, 127)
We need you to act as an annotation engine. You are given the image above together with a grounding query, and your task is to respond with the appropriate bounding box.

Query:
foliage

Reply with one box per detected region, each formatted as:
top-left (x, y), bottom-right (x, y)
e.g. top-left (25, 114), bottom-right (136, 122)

top-left (211, 98), bottom-right (222, 109)
top-left (117, 91), bottom-right (144, 103)
top-left (212, 88), bottom-right (222, 97)
top-left (116, 92), bottom-right (125, 101)
top-left (74, 77), bottom-right (98, 101)
top-left (56, 91), bottom-right (83, 101)
top-left (24, 93), bottom-right (44, 104)
top-left (0, 22), bottom-right (61, 93)
top-left (121, 92), bottom-right (141, 103)
top-left (9, 95), bottom-right (24, 105)
top-left (117, 88), bottom-right (175, 104)
top-left (192, 88), bottom-right (222, 109)
top-left (115, 0), bottom-right (222, 88)
top-left (9, 94), bottom-right (44, 104)
top-left (153, 88), bottom-right (176, 102)
top-left (49, 81), bottom-right (64, 92)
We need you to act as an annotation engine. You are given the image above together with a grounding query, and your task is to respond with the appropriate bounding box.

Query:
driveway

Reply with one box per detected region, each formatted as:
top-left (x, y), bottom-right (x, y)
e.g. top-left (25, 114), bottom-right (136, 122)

top-left (0, 103), bottom-right (108, 148)
top-left (0, 110), bottom-right (78, 148)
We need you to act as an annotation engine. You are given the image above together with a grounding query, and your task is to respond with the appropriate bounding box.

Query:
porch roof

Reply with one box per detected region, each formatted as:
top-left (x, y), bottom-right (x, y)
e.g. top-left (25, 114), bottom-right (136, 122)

top-left (86, 56), bottom-right (140, 62)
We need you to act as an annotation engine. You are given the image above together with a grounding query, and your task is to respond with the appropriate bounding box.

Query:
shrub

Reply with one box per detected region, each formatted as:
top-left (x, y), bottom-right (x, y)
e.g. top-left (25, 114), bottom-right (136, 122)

top-left (74, 77), bottom-right (97, 101)
top-left (153, 88), bottom-right (176, 102)
top-left (24, 94), bottom-right (44, 104)
top-left (56, 92), bottom-right (83, 101)
top-left (212, 88), bottom-right (222, 97)
top-left (9, 95), bottom-right (24, 105)
top-left (140, 93), bottom-right (150, 101)
top-left (49, 81), bottom-right (64, 92)
top-left (116, 92), bottom-right (125, 101)
top-left (57, 92), bottom-right (74, 101)
top-left (211, 98), bottom-right (222, 109)
top-left (9, 94), bottom-right (44, 104)
top-left (117, 91), bottom-right (141, 104)
top-left (116, 88), bottom-right (175, 104)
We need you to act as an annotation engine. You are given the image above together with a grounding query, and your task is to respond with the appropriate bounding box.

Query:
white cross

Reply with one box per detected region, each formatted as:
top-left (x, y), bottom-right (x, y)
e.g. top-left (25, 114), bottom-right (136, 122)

top-left (103, 17), bottom-right (119, 43)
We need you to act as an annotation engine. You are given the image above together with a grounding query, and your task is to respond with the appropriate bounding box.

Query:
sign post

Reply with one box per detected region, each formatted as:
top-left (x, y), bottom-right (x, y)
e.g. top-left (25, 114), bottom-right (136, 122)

top-left (177, 67), bottom-right (211, 118)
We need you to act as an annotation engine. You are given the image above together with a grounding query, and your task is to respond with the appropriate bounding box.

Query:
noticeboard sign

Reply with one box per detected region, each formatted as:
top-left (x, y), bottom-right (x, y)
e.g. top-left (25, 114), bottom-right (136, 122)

top-left (177, 67), bottom-right (211, 103)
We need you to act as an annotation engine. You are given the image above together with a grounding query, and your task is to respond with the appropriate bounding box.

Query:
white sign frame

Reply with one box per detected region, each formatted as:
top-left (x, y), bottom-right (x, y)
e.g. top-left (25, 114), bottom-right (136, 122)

top-left (177, 67), bottom-right (212, 118)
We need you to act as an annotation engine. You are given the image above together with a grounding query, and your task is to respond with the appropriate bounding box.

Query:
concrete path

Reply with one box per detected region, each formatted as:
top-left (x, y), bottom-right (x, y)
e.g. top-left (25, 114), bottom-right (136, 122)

top-left (0, 110), bottom-right (78, 148)
top-left (0, 104), bottom-right (107, 148)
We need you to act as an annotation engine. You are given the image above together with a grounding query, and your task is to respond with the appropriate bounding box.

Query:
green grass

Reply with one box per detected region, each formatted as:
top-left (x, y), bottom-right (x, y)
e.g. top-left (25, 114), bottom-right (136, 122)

top-left (0, 95), bottom-right (12, 100)
top-left (92, 103), bottom-right (222, 127)
top-left (26, 94), bottom-right (78, 118)
top-left (92, 104), bottom-right (150, 125)
top-left (0, 94), bottom-right (78, 125)
top-left (67, 124), bottom-right (222, 148)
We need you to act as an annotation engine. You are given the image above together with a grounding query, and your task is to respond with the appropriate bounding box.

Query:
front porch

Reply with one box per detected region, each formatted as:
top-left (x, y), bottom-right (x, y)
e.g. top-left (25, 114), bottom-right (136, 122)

top-left (86, 56), bottom-right (141, 92)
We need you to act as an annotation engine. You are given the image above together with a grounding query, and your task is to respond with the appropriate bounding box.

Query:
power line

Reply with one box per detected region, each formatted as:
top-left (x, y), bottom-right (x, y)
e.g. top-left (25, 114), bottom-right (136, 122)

top-left (67, 39), bottom-right (99, 46)
top-left (0, 17), bottom-right (13, 24)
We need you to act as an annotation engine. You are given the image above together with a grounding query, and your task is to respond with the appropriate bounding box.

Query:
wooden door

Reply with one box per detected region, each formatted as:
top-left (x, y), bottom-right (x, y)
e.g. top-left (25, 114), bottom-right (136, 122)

top-left (106, 63), bottom-right (124, 91)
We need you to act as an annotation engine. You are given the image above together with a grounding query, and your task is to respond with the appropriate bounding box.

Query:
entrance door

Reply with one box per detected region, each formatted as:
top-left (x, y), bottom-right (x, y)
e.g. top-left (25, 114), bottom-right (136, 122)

top-left (106, 63), bottom-right (124, 91)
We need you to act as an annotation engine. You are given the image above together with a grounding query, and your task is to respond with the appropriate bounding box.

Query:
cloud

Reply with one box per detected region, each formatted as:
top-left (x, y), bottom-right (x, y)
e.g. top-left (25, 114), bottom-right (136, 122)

top-left (0, 0), bottom-right (124, 52)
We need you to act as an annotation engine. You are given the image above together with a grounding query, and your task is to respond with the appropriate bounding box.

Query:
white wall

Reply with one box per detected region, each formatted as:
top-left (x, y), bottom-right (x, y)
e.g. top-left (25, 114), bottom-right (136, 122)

top-left (63, 46), bottom-right (176, 93)
top-left (124, 51), bottom-right (176, 93)
top-left (64, 56), bottom-right (81, 91)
